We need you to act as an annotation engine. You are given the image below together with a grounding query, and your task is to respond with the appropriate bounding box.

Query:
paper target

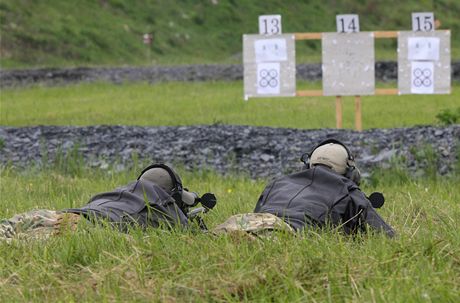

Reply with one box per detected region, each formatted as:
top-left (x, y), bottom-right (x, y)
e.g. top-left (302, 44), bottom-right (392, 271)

top-left (411, 61), bottom-right (434, 93)
top-left (254, 38), bottom-right (287, 63)
top-left (257, 63), bottom-right (280, 94)
top-left (408, 37), bottom-right (440, 61)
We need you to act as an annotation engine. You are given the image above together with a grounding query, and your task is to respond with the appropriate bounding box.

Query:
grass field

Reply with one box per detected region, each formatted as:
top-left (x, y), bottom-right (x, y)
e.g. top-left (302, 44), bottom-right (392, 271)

top-left (0, 164), bottom-right (459, 301)
top-left (1, 79), bottom-right (460, 301)
top-left (1, 81), bottom-right (459, 129)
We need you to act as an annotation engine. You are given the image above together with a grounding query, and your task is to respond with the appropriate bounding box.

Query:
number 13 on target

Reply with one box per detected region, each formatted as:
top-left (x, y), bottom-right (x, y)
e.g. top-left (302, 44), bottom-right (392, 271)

top-left (336, 14), bottom-right (360, 33)
top-left (259, 15), bottom-right (282, 35)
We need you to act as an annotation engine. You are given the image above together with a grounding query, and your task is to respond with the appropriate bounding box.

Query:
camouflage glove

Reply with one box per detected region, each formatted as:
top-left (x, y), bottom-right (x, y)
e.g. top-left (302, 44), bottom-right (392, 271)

top-left (212, 213), bottom-right (295, 239)
top-left (53, 213), bottom-right (82, 235)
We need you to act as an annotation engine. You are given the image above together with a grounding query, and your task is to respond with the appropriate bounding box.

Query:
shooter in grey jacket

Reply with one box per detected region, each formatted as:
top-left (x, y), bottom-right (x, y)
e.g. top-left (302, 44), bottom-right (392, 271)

top-left (213, 139), bottom-right (394, 237)
top-left (254, 139), bottom-right (395, 237)
top-left (1, 164), bottom-right (216, 242)
top-left (63, 163), bottom-right (201, 230)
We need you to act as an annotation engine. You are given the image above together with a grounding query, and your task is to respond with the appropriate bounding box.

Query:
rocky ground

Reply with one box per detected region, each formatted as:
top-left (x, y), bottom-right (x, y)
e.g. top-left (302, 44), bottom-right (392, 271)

top-left (1, 64), bottom-right (459, 179)
top-left (1, 62), bottom-right (459, 87)
top-left (0, 125), bottom-right (458, 179)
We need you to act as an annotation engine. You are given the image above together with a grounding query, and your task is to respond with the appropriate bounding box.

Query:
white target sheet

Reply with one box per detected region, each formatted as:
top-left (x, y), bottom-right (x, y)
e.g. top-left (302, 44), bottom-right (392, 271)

top-left (408, 37), bottom-right (440, 61)
top-left (254, 38), bottom-right (287, 63)
top-left (256, 63), bottom-right (280, 94)
top-left (411, 61), bottom-right (434, 94)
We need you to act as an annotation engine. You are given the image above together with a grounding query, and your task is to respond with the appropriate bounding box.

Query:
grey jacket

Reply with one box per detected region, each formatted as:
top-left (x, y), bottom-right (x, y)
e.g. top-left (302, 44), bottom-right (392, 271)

top-left (254, 166), bottom-right (395, 237)
top-left (64, 179), bottom-right (188, 230)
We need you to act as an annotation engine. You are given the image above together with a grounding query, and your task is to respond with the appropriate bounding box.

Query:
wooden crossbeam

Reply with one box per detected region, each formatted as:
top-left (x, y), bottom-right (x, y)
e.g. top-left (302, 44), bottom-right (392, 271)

top-left (375, 88), bottom-right (399, 95)
top-left (373, 31), bottom-right (398, 38)
top-left (294, 31), bottom-right (402, 40)
top-left (296, 90), bottom-right (323, 97)
top-left (296, 89), bottom-right (399, 96)
top-left (294, 32), bottom-right (322, 40)
top-left (295, 30), bottom-right (449, 40)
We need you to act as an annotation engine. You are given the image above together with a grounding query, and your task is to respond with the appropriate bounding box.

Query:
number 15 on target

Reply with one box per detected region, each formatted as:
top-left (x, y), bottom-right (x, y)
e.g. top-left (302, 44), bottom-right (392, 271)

top-left (259, 15), bottom-right (282, 35)
top-left (412, 12), bottom-right (434, 32)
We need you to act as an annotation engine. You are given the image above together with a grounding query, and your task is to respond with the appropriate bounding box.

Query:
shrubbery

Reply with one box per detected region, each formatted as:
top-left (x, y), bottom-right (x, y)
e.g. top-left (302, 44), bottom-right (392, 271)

top-left (436, 107), bottom-right (460, 125)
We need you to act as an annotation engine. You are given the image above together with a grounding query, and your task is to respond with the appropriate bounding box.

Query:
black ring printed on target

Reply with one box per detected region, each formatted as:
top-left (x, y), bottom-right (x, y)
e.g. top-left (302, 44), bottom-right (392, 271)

top-left (413, 68), bottom-right (432, 88)
top-left (423, 78), bottom-right (432, 86)
top-left (259, 68), bottom-right (279, 88)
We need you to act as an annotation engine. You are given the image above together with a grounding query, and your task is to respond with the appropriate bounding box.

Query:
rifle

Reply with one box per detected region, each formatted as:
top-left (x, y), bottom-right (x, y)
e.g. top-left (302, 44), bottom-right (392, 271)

top-left (186, 193), bottom-right (217, 230)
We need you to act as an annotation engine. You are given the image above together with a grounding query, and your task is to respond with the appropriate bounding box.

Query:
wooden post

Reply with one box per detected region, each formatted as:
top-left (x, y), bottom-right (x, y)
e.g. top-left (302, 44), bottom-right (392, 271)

top-left (335, 96), bottom-right (342, 129)
top-left (355, 95), bottom-right (362, 131)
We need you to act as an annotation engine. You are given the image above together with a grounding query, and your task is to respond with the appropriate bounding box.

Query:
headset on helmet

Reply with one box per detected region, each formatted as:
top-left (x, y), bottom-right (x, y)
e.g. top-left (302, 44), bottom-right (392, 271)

top-left (137, 163), bottom-right (190, 210)
top-left (137, 163), bottom-right (217, 213)
top-left (300, 139), bottom-right (361, 185)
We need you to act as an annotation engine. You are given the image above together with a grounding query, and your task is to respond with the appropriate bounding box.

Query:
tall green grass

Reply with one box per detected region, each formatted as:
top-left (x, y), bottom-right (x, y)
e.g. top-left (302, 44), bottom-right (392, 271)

top-left (0, 163), bottom-right (459, 302)
top-left (1, 81), bottom-right (459, 129)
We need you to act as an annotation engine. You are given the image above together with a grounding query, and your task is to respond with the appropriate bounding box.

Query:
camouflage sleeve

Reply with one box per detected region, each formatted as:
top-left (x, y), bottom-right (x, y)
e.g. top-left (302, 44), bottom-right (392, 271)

top-left (0, 220), bottom-right (16, 240)
top-left (0, 209), bottom-right (69, 242)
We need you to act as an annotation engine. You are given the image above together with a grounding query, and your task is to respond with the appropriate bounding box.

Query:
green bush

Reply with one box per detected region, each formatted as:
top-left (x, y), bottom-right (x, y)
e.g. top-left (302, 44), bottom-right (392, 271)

top-left (436, 107), bottom-right (460, 125)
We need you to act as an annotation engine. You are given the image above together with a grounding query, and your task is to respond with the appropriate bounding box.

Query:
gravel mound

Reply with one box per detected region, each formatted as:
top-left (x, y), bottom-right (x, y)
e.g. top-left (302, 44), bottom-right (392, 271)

top-left (0, 125), bottom-right (458, 178)
top-left (2, 62), bottom-right (459, 87)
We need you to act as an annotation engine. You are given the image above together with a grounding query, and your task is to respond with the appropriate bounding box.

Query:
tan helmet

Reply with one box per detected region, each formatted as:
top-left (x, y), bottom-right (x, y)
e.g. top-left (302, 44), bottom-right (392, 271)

top-left (310, 143), bottom-right (349, 174)
top-left (139, 167), bottom-right (174, 191)
top-left (138, 164), bottom-right (198, 207)
top-left (302, 139), bottom-right (361, 185)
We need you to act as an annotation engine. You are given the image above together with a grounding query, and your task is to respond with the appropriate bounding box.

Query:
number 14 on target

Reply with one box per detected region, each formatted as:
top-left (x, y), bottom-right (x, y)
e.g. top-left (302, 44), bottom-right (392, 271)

top-left (336, 14), bottom-right (360, 33)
